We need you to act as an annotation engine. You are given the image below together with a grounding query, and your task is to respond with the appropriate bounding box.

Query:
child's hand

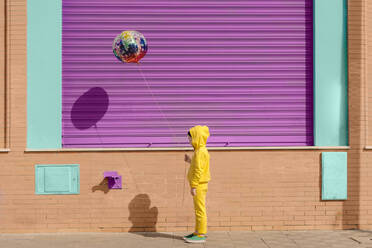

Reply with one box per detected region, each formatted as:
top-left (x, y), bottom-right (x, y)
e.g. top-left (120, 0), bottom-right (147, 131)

top-left (190, 188), bottom-right (196, 196)
top-left (184, 154), bottom-right (192, 164)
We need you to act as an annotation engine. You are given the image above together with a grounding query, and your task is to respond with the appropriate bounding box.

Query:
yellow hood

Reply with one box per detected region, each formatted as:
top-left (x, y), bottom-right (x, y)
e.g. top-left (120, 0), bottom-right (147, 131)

top-left (189, 125), bottom-right (210, 150)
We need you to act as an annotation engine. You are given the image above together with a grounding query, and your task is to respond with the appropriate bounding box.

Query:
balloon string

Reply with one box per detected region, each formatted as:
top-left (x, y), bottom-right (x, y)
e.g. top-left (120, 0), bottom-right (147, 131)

top-left (137, 65), bottom-right (182, 145)
top-left (137, 64), bottom-right (189, 208)
top-left (94, 124), bottom-right (104, 145)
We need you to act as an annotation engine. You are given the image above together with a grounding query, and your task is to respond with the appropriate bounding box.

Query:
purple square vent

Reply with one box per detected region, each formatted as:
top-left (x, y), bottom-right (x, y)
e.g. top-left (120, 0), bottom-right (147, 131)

top-left (103, 171), bottom-right (122, 189)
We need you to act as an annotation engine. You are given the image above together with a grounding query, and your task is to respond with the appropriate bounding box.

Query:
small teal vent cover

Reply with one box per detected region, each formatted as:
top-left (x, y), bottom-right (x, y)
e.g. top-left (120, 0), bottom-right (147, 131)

top-left (322, 152), bottom-right (347, 200)
top-left (35, 164), bottom-right (80, 195)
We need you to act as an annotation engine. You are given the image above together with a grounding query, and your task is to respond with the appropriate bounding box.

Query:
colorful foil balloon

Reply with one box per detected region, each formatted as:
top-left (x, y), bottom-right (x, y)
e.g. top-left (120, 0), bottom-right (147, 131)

top-left (112, 31), bottom-right (148, 63)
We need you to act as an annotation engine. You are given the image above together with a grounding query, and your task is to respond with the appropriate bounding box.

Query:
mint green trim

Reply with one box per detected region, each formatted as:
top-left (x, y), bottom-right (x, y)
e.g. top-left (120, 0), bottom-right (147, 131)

top-left (35, 164), bottom-right (80, 195)
top-left (27, 0), bottom-right (62, 148)
top-left (314, 0), bottom-right (348, 146)
top-left (321, 152), bottom-right (347, 200)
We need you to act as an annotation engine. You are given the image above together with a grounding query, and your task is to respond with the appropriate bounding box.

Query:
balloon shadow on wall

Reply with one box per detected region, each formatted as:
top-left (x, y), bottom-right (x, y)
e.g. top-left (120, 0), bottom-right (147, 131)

top-left (71, 87), bottom-right (109, 130)
top-left (128, 194), bottom-right (182, 240)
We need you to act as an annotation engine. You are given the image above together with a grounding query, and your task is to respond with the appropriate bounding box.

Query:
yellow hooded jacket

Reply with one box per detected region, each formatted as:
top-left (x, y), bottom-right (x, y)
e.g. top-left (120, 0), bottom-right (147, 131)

top-left (187, 125), bottom-right (211, 188)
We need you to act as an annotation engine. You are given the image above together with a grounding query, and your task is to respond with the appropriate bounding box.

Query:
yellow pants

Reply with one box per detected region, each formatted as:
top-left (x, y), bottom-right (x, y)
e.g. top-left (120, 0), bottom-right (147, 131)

top-left (193, 183), bottom-right (208, 234)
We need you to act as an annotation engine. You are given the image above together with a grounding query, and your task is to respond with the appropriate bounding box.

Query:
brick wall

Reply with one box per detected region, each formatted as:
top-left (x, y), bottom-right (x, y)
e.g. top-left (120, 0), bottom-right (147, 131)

top-left (346, 0), bottom-right (364, 230)
top-left (360, 0), bottom-right (372, 230)
top-left (367, 0), bottom-right (372, 141)
top-left (0, 0), bottom-right (6, 148)
top-left (0, 0), bottom-right (369, 233)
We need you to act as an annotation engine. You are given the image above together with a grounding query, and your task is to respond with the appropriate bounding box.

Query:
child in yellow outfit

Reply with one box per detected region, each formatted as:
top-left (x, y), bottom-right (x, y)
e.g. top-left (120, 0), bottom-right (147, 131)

top-left (183, 125), bottom-right (211, 244)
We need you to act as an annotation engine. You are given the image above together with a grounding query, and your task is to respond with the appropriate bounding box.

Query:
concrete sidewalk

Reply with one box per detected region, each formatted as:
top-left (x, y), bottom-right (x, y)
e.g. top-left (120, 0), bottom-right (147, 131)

top-left (0, 230), bottom-right (372, 248)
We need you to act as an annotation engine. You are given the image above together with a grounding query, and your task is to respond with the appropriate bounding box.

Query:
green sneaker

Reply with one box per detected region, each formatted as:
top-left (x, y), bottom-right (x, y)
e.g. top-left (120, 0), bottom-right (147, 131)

top-left (183, 233), bottom-right (195, 240)
top-left (185, 234), bottom-right (206, 243)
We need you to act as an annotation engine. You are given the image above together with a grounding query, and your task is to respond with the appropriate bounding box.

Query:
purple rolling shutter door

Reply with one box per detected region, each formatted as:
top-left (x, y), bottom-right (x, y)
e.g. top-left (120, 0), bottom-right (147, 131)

top-left (62, 0), bottom-right (313, 148)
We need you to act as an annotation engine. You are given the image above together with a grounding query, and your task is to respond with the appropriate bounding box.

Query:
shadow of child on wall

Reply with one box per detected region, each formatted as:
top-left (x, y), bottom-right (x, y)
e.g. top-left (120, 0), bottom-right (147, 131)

top-left (128, 194), bottom-right (182, 240)
top-left (128, 194), bottom-right (158, 232)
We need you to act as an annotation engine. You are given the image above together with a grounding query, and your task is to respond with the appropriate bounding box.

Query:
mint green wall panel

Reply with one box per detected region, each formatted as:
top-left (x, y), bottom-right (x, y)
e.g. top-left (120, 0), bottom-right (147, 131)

top-left (314, 0), bottom-right (348, 146)
top-left (322, 152), bottom-right (347, 200)
top-left (44, 167), bottom-right (70, 192)
top-left (35, 165), bottom-right (80, 195)
top-left (27, 0), bottom-right (62, 148)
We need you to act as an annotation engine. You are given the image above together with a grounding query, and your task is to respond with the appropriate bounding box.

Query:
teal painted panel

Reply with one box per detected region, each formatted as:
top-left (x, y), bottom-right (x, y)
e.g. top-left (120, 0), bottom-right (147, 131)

top-left (27, 0), bottom-right (62, 148)
top-left (314, 0), bottom-right (348, 146)
top-left (322, 152), bottom-right (347, 200)
top-left (70, 165), bottom-right (80, 194)
top-left (44, 167), bottom-right (70, 192)
top-left (35, 166), bottom-right (45, 193)
top-left (35, 165), bottom-right (80, 195)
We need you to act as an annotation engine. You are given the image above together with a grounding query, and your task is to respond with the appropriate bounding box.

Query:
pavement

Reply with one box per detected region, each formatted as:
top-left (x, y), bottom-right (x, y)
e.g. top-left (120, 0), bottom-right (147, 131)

top-left (1, 230), bottom-right (372, 248)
